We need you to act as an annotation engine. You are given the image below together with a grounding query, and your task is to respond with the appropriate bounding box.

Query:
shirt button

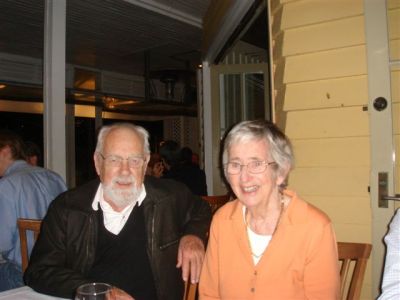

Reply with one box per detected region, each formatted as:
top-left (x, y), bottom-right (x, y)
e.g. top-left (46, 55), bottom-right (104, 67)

top-left (251, 288), bottom-right (255, 293)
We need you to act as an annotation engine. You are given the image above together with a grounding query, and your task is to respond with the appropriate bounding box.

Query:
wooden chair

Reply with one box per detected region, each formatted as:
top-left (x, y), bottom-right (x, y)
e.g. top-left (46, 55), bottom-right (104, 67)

top-left (183, 281), bottom-right (198, 300)
top-left (202, 194), bottom-right (230, 214)
top-left (337, 242), bottom-right (372, 300)
top-left (17, 218), bottom-right (42, 272)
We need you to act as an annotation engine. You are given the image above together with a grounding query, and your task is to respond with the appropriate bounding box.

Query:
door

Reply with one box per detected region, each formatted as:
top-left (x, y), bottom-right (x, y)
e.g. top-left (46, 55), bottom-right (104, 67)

top-left (365, 0), bottom-right (400, 296)
top-left (207, 63), bottom-right (271, 195)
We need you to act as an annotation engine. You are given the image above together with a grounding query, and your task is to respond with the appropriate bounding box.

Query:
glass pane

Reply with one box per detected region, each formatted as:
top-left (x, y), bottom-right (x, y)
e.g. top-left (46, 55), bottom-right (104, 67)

top-left (244, 73), bottom-right (265, 120)
top-left (220, 73), bottom-right (241, 135)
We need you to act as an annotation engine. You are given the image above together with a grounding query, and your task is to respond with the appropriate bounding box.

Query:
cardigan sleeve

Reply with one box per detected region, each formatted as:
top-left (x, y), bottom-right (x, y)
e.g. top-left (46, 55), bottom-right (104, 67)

top-left (199, 214), bottom-right (221, 299)
top-left (304, 220), bottom-right (340, 300)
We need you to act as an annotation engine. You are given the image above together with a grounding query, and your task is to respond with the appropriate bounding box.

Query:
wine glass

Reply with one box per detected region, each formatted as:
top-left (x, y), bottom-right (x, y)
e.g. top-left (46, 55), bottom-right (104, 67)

top-left (75, 282), bottom-right (112, 300)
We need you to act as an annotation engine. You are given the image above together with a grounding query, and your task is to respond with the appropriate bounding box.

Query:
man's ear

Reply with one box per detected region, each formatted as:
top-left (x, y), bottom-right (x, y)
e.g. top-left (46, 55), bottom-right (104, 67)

top-left (93, 152), bottom-right (101, 176)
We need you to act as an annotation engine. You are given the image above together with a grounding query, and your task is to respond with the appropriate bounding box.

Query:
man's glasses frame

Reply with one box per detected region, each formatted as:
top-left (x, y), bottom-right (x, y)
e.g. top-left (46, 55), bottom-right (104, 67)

top-left (98, 153), bottom-right (146, 169)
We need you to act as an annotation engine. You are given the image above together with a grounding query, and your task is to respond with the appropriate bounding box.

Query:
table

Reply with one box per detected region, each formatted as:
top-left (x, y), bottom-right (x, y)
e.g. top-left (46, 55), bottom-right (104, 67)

top-left (0, 286), bottom-right (69, 299)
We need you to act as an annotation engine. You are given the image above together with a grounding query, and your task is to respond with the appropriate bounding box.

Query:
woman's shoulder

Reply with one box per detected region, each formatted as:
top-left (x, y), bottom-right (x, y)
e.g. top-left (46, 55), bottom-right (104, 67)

top-left (212, 199), bottom-right (240, 220)
top-left (286, 190), bottom-right (332, 226)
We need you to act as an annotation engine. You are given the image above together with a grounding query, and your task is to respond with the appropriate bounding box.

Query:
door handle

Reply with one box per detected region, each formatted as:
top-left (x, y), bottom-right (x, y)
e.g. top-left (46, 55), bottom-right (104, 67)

top-left (378, 172), bottom-right (400, 207)
top-left (382, 195), bottom-right (400, 201)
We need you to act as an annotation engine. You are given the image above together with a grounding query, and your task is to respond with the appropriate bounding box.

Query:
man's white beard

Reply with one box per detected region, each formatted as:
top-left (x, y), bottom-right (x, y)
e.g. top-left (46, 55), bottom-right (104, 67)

top-left (103, 175), bottom-right (142, 209)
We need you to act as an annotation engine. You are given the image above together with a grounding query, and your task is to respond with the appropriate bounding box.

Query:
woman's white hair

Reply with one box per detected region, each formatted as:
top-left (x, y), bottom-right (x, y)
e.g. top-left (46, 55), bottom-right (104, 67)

top-left (222, 119), bottom-right (294, 180)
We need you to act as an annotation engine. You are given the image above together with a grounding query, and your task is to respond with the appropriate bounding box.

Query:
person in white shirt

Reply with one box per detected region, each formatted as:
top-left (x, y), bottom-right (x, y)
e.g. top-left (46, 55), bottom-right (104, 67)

top-left (378, 208), bottom-right (400, 300)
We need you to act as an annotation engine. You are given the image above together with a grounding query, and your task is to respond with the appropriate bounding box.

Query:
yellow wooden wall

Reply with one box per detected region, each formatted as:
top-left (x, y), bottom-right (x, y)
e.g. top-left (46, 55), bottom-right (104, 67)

top-left (270, 0), bottom-right (372, 298)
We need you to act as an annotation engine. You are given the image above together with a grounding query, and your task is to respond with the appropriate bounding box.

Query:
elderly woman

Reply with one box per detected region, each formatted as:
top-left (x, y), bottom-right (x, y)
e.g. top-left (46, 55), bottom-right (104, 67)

top-left (199, 120), bottom-right (340, 299)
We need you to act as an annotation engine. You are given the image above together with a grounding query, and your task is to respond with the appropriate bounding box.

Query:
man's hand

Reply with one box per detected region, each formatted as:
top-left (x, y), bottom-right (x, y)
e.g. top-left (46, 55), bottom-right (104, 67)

top-left (108, 287), bottom-right (134, 299)
top-left (176, 235), bottom-right (205, 284)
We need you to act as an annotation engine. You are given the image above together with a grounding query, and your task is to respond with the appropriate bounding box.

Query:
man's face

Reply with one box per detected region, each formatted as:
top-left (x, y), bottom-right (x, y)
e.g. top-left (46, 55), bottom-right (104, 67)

top-left (94, 128), bottom-right (149, 211)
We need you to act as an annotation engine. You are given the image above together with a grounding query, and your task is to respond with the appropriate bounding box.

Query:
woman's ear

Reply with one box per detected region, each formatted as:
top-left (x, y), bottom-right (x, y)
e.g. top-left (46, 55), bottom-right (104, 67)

top-left (275, 164), bottom-right (290, 187)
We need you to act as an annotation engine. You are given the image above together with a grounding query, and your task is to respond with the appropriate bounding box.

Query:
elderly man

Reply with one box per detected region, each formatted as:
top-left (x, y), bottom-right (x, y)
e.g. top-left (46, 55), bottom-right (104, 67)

top-left (0, 130), bottom-right (66, 291)
top-left (25, 123), bottom-right (211, 300)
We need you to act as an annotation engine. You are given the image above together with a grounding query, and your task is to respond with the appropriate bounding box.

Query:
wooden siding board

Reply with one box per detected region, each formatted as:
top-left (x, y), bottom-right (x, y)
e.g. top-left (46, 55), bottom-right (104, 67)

top-left (292, 137), bottom-right (370, 167)
top-left (393, 102), bottom-right (400, 135)
top-left (388, 8), bottom-right (400, 39)
top-left (334, 224), bottom-right (371, 243)
top-left (281, 0), bottom-right (363, 30)
top-left (285, 107), bottom-right (369, 139)
top-left (284, 76), bottom-right (368, 110)
top-left (390, 39), bottom-right (400, 61)
top-left (284, 46), bottom-right (367, 83)
top-left (305, 195), bottom-right (371, 225)
top-left (392, 69), bottom-right (400, 102)
top-left (283, 16), bottom-right (365, 56)
top-left (388, 0), bottom-right (400, 9)
top-left (289, 167), bottom-right (369, 197)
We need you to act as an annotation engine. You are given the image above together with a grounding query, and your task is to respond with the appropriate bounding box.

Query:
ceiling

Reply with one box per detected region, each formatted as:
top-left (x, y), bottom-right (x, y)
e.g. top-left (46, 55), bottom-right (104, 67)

top-left (0, 0), bottom-right (268, 117)
top-left (0, 0), bottom-right (210, 77)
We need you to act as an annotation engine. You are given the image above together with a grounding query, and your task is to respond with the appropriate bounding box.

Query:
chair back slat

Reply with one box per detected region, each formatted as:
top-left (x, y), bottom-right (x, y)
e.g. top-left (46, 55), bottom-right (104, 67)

top-left (201, 194), bottom-right (230, 214)
top-left (183, 281), bottom-right (197, 300)
top-left (17, 218), bottom-right (42, 272)
top-left (337, 242), bottom-right (372, 300)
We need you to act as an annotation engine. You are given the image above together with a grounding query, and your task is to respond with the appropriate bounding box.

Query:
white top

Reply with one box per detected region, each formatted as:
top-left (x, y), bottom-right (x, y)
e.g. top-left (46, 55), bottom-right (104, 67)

top-left (242, 207), bottom-right (272, 265)
top-left (378, 208), bottom-right (400, 300)
top-left (91, 184), bottom-right (146, 235)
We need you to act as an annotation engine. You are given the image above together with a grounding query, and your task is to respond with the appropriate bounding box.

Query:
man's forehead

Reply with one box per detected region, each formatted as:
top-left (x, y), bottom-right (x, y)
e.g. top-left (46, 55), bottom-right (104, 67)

top-left (104, 128), bottom-right (144, 149)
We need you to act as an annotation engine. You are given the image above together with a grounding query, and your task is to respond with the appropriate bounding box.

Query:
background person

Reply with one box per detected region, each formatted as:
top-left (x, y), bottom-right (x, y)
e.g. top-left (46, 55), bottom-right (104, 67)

top-left (160, 141), bottom-right (207, 196)
top-left (145, 152), bottom-right (164, 178)
top-left (378, 208), bottom-right (400, 300)
top-left (199, 119), bottom-right (339, 299)
top-left (0, 130), bottom-right (66, 292)
top-left (25, 123), bottom-right (211, 300)
top-left (24, 141), bottom-right (41, 166)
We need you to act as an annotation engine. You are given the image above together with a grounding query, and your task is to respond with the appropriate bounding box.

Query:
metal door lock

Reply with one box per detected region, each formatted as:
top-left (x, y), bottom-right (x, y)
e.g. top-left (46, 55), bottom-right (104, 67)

top-left (378, 172), bottom-right (400, 208)
top-left (373, 97), bottom-right (388, 111)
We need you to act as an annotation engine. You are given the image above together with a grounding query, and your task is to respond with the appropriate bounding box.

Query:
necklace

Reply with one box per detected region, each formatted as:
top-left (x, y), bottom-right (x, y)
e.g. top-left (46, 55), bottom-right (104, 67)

top-left (245, 199), bottom-right (285, 259)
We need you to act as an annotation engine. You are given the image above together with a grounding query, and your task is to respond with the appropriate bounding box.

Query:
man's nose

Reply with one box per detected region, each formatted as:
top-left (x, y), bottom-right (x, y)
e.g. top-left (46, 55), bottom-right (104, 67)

top-left (119, 159), bottom-right (131, 174)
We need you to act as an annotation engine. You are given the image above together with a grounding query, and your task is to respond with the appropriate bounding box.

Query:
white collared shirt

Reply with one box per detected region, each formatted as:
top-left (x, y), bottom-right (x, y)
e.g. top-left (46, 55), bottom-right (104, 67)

top-left (92, 184), bottom-right (147, 235)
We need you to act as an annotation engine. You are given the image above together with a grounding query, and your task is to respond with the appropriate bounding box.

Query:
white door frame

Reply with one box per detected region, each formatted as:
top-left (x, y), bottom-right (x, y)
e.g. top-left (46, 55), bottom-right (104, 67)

top-left (364, 0), bottom-right (396, 297)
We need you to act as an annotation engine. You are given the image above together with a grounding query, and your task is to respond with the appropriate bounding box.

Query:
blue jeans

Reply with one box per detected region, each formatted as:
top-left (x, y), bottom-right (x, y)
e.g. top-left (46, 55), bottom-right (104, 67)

top-left (0, 261), bottom-right (24, 291)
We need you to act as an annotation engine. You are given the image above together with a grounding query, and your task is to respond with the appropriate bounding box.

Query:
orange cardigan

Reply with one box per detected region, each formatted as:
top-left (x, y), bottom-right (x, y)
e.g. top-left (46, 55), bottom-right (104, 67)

top-left (199, 190), bottom-right (340, 300)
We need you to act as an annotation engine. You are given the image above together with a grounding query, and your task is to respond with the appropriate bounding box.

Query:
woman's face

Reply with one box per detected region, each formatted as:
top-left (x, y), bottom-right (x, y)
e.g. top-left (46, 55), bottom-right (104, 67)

top-left (226, 138), bottom-right (285, 209)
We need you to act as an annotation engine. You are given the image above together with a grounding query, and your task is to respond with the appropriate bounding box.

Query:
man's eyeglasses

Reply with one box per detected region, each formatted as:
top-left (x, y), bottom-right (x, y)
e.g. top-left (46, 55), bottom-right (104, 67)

top-left (225, 160), bottom-right (276, 175)
top-left (98, 153), bottom-right (145, 169)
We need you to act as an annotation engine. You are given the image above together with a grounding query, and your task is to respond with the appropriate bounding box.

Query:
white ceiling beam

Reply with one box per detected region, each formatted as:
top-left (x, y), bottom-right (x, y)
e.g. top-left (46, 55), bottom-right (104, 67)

top-left (122, 0), bottom-right (202, 28)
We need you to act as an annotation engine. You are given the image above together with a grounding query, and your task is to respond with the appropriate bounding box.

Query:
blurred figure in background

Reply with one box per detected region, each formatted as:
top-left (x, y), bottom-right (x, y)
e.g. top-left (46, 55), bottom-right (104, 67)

top-left (25, 141), bottom-right (41, 166)
top-left (0, 130), bottom-right (66, 291)
top-left (179, 147), bottom-right (207, 196)
top-left (145, 153), bottom-right (164, 178)
top-left (159, 141), bottom-right (207, 196)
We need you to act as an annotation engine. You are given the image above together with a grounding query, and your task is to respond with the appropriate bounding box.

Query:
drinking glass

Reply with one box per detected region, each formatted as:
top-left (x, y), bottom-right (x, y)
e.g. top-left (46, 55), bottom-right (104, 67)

top-left (75, 282), bottom-right (112, 300)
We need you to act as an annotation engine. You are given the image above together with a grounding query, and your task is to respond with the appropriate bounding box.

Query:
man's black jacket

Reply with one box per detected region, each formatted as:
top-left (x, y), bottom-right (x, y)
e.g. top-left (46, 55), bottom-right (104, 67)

top-left (24, 176), bottom-right (211, 299)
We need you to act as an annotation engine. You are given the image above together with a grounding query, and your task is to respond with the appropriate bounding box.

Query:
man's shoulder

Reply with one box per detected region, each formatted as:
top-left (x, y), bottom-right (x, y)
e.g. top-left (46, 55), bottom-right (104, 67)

top-left (51, 179), bottom-right (99, 210)
top-left (145, 175), bottom-right (191, 197)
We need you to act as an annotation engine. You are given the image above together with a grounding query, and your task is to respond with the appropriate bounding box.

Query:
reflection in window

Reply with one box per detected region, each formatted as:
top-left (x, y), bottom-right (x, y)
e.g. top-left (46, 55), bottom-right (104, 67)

top-left (220, 72), bottom-right (266, 136)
